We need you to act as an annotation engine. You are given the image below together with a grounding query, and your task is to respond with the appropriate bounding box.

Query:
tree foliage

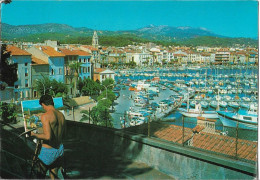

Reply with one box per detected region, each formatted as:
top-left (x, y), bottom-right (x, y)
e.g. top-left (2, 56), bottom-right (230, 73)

top-left (80, 78), bottom-right (116, 127)
top-left (78, 78), bottom-right (100, 96)
top-left (0, 102), bottom-right (17, 124)
top-left (180, 36), bottom-right (258, 47)
top-left (0, 44), bottom-right (18, 86)
top-left (34, 76), bottom-right (68, 97)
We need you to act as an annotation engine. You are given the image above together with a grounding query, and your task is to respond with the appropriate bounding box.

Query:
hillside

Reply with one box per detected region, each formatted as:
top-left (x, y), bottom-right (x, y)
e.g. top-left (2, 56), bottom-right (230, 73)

top-left (1, 23), bottom-right (258, 47)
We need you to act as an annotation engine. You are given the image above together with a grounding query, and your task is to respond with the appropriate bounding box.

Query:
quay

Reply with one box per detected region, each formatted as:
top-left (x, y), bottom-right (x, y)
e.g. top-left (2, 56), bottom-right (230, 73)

top-left (155, 97), bottom-right (184, 120)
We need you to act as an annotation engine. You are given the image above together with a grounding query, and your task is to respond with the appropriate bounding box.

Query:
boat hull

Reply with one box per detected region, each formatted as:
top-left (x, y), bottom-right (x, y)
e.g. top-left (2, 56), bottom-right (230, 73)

top-left (178, 108), bottom-right (218, 118)
top-left (217, 112), bottom-right (258, 131)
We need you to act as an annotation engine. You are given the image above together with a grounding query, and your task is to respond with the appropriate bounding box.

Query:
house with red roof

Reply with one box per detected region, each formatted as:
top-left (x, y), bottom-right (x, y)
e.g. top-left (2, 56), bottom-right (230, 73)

top-left (30, 56), bottom-right (49, 98)
top-left (173, 50), bottom-right (188, 64)
top-left (80, 45), bottom-right (99, 68)
top-left (5, 45), bottom-right (32, 101)
top-left (94, 68), bottom-right (115, 82)
top-left (27, 46), bottom-right (65, 83)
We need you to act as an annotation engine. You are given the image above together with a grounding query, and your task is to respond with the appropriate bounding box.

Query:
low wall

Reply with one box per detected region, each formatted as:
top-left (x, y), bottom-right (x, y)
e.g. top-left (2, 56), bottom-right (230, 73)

top-left (66, 121), bottom-right (256, 179)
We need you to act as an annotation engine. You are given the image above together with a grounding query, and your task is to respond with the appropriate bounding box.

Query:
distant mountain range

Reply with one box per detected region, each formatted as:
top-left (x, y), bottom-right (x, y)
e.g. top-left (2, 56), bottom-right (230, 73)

top-left (1, 23), bottom-right (258, 47)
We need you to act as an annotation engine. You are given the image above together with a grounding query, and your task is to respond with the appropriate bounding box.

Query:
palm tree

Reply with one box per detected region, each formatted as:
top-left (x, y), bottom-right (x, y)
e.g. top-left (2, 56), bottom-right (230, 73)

top-left (69, 62), bottom-right (82, 97)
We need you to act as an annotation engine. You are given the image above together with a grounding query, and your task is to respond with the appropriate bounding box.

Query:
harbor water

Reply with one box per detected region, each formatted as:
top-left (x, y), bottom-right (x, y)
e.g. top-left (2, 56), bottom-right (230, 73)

top-left (112, 66), bottom-right (258, 141)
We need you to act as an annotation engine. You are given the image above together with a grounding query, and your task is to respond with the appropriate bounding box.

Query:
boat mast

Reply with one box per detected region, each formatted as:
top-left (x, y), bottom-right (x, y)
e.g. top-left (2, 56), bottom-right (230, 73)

top-left (187, 90), bottom-right (190, 111)
top-left (216, 89), bottom-right (220, 111)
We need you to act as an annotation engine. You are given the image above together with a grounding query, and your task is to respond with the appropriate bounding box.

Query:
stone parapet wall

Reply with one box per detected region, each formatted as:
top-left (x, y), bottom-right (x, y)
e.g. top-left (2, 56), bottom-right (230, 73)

top-left (66, 120), bottom-right (256, 179)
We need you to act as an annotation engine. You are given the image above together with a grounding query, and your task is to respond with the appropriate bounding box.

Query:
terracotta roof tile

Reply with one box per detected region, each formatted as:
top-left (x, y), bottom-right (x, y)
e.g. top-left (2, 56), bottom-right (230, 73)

top-left (81, 45), bottom-right (98, 51)
top-left (31, 56), bottom-right (48, 65)
top-left (192, 133), bottom-right (257, 161)
top-left (59, 48), bottom-right (78, 56)
top-left (73, 50), bottom-right (91, 56)
top-left (37, 46), bottom-right (65, 57)
top-left (192, 125), bottom-right (205, 133)
top-left (6, 45), bottom-right (31, 56)
top-left (153, 124), bottom-right (193, 144)
top-left (95, 68), bottom-right (106, 73)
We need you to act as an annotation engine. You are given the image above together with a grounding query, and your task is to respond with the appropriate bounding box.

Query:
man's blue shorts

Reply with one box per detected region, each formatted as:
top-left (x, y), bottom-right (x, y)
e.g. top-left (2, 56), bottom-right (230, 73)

top-left (38, 144), bottom-right (64, 166)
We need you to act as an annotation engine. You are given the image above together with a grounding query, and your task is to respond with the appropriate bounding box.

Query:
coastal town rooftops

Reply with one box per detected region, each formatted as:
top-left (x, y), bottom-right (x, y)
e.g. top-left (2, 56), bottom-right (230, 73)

top-left (128, 122), bottom-right (257, 162)
top-left (36, 46), bottom-right (65, 57)
top-left (200, 52), bottom-right (211, 56)
top-left (81, 45), bottom-right (98, 51)
top-left (192, 132), bottom-right (257, 162)
top-left (59, 48), bottom-right (78, 56)
top-left (94, 68), bottom-right (114, 74)
top-left (72, 50), bottom-right (91, 56)
top-left (31, 56), bottom-right (48, 65)
top-left (95, 68), bottom-right (106, 73)
top-left (150, 48), bottom-right (161, 53)
top-left (6, 45), bottom-right (31, 56)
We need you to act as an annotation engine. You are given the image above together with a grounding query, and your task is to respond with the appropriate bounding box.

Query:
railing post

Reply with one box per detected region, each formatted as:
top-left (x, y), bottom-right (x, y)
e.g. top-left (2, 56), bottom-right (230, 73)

top-left (182, 116), bottom-right (184, 146)
top-left (148, 116), bottom-right (151, 137)
top-left (89, 107), bottom-right (90, 124)
top-left (124, 111), bottom-right (126, 128)
top-left (72, 106), bottom-right (75, 121)
top-left (235, 120), bottom-right (239, 159)
top-left (106, 109), bottom-right (108, 127)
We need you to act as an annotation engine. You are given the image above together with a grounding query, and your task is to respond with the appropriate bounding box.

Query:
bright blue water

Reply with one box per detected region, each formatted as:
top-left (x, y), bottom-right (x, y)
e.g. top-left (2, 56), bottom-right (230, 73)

top-left (114, 67), bottom-right (258, 141)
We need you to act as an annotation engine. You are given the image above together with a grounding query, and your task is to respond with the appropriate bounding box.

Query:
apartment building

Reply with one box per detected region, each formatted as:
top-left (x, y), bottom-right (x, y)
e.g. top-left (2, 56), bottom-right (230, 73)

top-left (6, 45), bottom-right (32, 101)
top-left (215, 48), bottom-right (230, 64)
top-left (93, 68), bottom-right (115, 82)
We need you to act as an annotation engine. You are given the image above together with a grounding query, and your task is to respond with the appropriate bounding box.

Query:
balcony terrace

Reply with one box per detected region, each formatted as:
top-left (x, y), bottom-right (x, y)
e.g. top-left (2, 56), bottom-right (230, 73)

top-left (1, 118), bottom-right (257, 179)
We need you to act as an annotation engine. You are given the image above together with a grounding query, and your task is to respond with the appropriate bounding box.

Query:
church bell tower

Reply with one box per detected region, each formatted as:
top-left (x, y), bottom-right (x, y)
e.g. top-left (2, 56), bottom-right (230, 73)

top-left (92, 31), bottom-right (99, 48)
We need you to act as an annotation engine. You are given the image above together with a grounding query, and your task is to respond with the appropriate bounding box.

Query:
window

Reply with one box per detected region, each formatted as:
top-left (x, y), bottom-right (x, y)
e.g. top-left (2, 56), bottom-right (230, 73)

top-left (15, 85), bottom-right (18, 89)
top-left (25, 90), bottom-right (29, 98)
top-left (25, 63), bottom-right (28, 66)
top-left (84, 58), bottom-right (86, 63)
top-left (243, 116), bottom-right (252, 120)
top-left (88, 67), bottom-right (90, 73)
top-left (25, 68), bottom-right (28, 77)
top-left (51, 69), bottom-right (54, 75)
top-left (79, 58), bottom-right (81, 63)
top-left (33, 90), bottom-right (37, 98)
top-left (59, 68), bottom-right (62, 75)
top-left (25, 79), bottom-right (29, 87)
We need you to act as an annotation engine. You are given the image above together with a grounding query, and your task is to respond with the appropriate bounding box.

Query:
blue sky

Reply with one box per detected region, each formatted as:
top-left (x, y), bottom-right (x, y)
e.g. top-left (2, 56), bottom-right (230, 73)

top-left (2, 0), bottom-right (258, 38)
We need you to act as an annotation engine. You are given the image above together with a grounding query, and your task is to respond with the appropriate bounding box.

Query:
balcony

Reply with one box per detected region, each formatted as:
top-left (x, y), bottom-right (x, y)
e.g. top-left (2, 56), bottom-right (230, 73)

top-left (0, 119), bottom-right (257, 179)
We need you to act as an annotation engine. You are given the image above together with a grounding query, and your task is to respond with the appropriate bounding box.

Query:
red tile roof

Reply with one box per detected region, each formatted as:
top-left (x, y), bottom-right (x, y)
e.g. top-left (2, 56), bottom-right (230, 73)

top-left (31, 56), bottom-right (48, 65)
top-left (94, 68), bottom-right (106, 73)
top-left (81, 45), bottom-right (98, 51)
top-left (192, 132), bottom-right (257, 161)
top-left (37, 46), bottom-right (65, 57)
top-left (72, 50), bottom-right (91, 56)
top-left (6, 45), bottom-right (31, 56)
top-left (153, 124), bottom-right (193, 144)
top-left (126, 122), bottom-right (257, 162)
top-left (192, 125), bottom-right (205, 133)
top-left (59, 48), bottom-right (78, 56)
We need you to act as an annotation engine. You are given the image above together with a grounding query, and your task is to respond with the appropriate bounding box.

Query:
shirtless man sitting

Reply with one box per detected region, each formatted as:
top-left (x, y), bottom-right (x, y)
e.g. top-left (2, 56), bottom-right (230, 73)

top-left (31, 94), bottom-right (66, 179)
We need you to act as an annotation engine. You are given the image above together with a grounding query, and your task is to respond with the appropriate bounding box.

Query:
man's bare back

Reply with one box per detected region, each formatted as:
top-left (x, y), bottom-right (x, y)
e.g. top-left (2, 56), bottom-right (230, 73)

top-left (41, 108), bottom-right (65, 149)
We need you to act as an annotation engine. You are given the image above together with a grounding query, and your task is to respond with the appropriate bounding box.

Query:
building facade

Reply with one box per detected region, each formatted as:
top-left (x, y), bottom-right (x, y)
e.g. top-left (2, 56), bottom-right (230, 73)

top-left (6, 46), bottom-right (32, 101)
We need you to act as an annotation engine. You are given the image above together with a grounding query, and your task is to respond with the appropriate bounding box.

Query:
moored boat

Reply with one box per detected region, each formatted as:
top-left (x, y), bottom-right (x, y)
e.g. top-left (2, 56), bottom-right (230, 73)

top-left (217, 109), bottom-right (258, 130)
top-left (228, 101), bottom-right (240, 109)
top-left (178, 108), bottom-right (218, 118)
